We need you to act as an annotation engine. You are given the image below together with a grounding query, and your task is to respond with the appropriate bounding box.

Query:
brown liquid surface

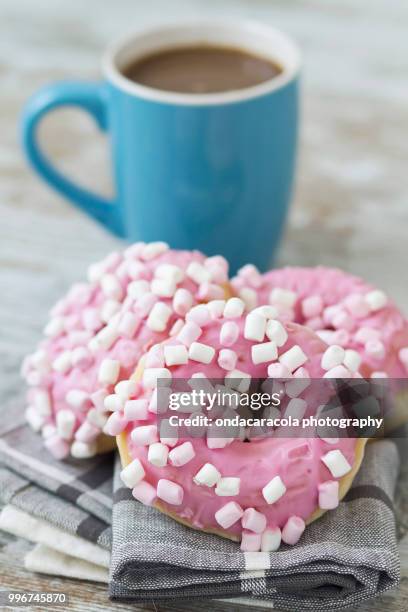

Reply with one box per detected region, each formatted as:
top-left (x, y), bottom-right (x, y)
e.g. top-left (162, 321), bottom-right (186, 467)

top-left (122, 45), bottom-right (282, 94)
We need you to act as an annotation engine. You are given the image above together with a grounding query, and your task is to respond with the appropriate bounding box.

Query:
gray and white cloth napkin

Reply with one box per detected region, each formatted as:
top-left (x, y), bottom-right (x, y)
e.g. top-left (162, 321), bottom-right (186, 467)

top-left (0, 403), bottom-right (401, 610)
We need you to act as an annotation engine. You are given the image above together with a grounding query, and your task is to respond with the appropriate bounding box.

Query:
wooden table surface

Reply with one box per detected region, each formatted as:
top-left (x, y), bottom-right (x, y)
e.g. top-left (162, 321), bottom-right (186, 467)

top-left (1, 0), bottom-right (407, 610)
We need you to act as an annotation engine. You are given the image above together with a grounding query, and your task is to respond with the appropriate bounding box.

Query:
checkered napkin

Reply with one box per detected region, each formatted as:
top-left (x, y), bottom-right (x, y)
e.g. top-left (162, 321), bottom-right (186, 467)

top-left (0, 402), bottom-right (401, 610)
top-left (0, 405), bottom-right (113, 578)
top-left (110, 440), bottom-right (400, 610)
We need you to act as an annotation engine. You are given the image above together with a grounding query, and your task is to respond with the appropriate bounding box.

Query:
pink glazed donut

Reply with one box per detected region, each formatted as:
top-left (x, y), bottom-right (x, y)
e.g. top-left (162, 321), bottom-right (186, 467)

top-left (115, 298), bottom-right (366, 551)
top-left (232, 265), bottom-right (408, 379)
top-left (22, 242), bottom-right (230, 460)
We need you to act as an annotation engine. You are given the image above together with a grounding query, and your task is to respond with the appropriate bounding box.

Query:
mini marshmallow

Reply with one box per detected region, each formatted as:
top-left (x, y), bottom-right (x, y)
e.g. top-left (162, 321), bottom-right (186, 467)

top-left (204, 255), bottom-right (228, 283)
top-left (301, 295), bottom-right (323, 318)
top-left (262, 475), bottom-right (286, 504)
top-left (100, 299), bottom-right (121, 323)
top-left (142, 367), bottom-right (172, 389)
top-left (124, 399), bottom-right (149, 420)
top-left (244, 312), bottom-right (267, 342)
top-left (323, 365), bottom-right (351, 378)
top-left (33, 389), bottom-right (51, 416)
top-left (98, 359), bottom-right (120, 385)
top-left (343, 349), bottom-right (362, 373)
top-left (118, 312), bottom-right (140, 338)
top-left (164, 344), bottom-right (189, 366)
top-left (44, 435), bottom-right (70, 460)
top-left (87, 408), bottom-right (108, 429)
top-left (215, 501), bottom-right (244, 529)
top-left (44, 317), bottom-right (65, 338)
top-left (242, 508), bottom-right (267, 534)
top-left (321, 345), bottom-right (346, 371)
top-left (56, 410), bottom-right (76, 440)
top-left (261, 527), bottom-right (282, 552)
top-left (399, 347), bottom-right (408, 372)
top-left (145, 344), bottom-right (165, 368)
top-left (219, 321), bottom-right (239, 346)
top-left (186, 261), bottom-right (211, 284)
top-left (284, 398), bottom-right (307, 419)
top-left (281, 516), bottom-right (305, 545)
top-left (186, 304), bottom-right (212, 327)
top-left (25, 406), bottom-right (46, 432)
top-left (101, 274), bottom-right (123, 300)
top-left (344, 294), bottom-right (370, 318)
top-left (90, 389), bottom-right (108, 411)
top-left (151, 278), bottom-right (176, 298)
top-left (197, 282), bottom-right (226, 301)
top-left (267, 363), bottom-right (291, 379)
top-left (193, 463), bottom-right (221, 487)
top-left (140, 241), bottom-right (168, 260)
top-left (71, 441), bottom-right (96, 459)
top-left (207, 436), bottom-right (233, 450)
top-left (159, 418), bottom-right (178, 447)
top-left (177, 321), bottom-right (202, 347)
top-left (236, 263), bottom-right (263, 287)
top-left (223, 298), bottom-right (245, 318)
top-left (240, 531), bottom-right (262, 552)
top-left (157, 479), bottom-right (184, 505)
top-left (95, 325), bottom-right (119, 351)
top-left (238, 287), bottom-right (258, 311)
top-left (121, 459), bottom-right (145, 488)
top-left (155, 263), bottom-right (184, 283)
top-left (131, 425), bottom-right (158, 446)
top-left (307, 316), bottom-right (324, 330)
top-left (148, 442), bottom-right (169, 467)
top-left (355, 327), bottom-right (381, 344)
top-left (214, 477), bottom-right (240, 497)
top-left (135, 292), bottom-right (158, 317)
top-left (318, 480), bottom-right (339, 509)
top-left (126, 260), bottom-right (146, 280)
top-left (173, 288), bottom-right (194, 316)
top-left (114, 379), bottom-right (138, 400)
top-left (71, 346), bottom-right (93, 369)
top-left (286, 369), bottom-right (310, 398)
top-left (251, 306), bottom-right (278, 321)
top-left (218, 349), bottom-right (238, 371)
top-left (279, 345), bottom-right (307, 373)
top-left (168, 441), bottom-right (195, 467)
top-left (52, 351), bottom-right (72, 374)
top-left (252, 341), bottom-right (278, 365)
top-left (269, 288), bottom-right (297, 308)
top-left (332, 310), bottom-right (354, 331)
top-left (104, 394), bottom-right (124, 412)
top-left (365, 290), bottom-right (388, 311)
top-left (189, 342), bottom-right (215, 364)
top-left (371, 371), bottom-right (388, 378)
top-left (321, 449), bottom-right (351, 477)
top-left (169, 319), bottom-right (184, 337)
top-left (103, 412), bottom-right (128, 436)
top-left (265, 320), bottom-right (288, 347)
top-left (207, 300), bottom-right (226, 319)
top-left (365, 340), bottom-right (385, 360)
top-left (132, 481), bottom-right (157, 506)
top-left (224, 369), bottom-right (251, 393)
top-left (146, 302), bottom-right (172, 332)
top-left (75, 421), bottom-right (100, 444)
top-left (123, 242), bottom-right (145, 259)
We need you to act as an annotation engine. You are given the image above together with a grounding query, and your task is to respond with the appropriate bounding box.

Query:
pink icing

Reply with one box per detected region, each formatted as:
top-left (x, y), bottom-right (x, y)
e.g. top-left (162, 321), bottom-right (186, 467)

top-left (114, 310), bottom-right (360, 549)
top-left (23, 243), bottom-right (228, 458)
top-left (232, 266), bottom-right (408, 378)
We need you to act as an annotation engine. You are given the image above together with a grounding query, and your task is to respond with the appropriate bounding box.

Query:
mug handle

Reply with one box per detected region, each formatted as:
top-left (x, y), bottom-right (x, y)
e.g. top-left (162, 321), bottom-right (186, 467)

top-left (21, 82), bottom-right (123, 236)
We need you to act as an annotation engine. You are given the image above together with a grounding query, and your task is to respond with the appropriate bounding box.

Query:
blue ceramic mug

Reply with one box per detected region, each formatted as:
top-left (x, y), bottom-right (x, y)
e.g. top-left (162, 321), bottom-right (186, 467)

top-left (22, 21), bottom-right (300, 273)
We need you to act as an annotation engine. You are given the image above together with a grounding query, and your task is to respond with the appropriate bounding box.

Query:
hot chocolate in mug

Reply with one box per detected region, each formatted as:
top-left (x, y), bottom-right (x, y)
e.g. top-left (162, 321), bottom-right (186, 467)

top-left (22, 21), bottom-right (300, 273)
